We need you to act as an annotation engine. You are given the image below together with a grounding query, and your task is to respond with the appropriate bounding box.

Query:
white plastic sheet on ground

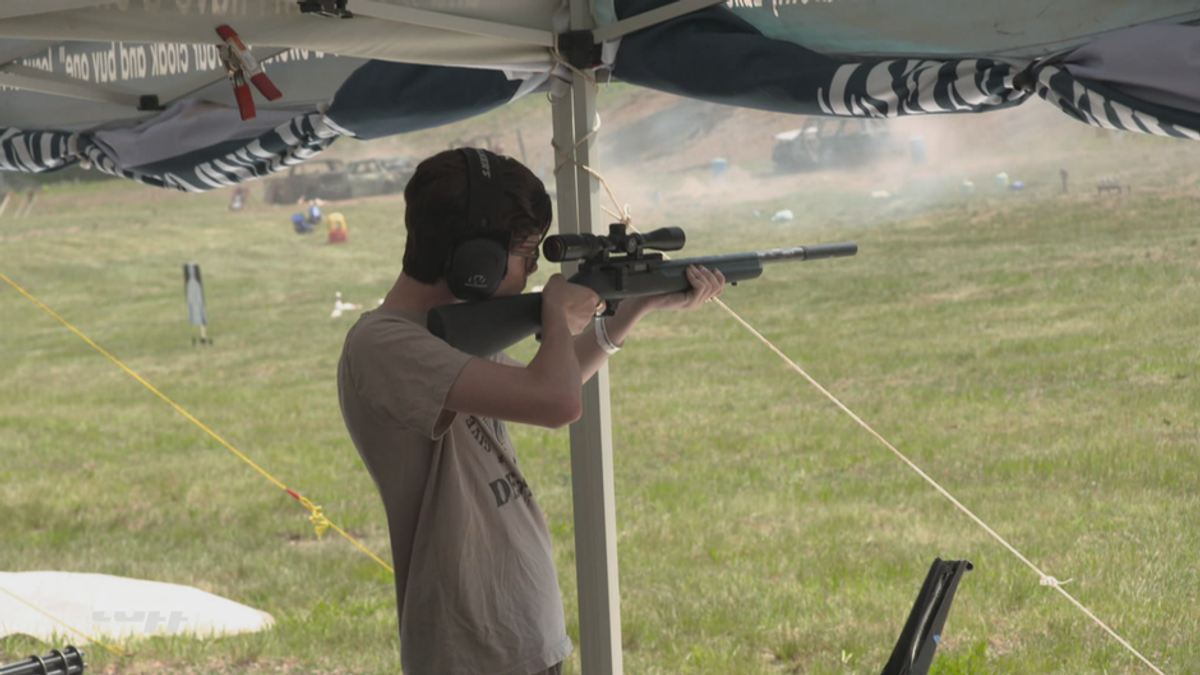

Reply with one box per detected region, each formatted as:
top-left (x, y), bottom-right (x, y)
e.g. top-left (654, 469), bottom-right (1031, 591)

top-left (0, 572), bottom-right (274, 640)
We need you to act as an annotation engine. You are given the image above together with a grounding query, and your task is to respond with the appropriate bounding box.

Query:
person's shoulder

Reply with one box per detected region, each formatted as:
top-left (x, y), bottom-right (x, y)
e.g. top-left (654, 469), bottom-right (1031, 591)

top-left (346, 308), bottom-right (431, 350)
top-left (350, 307), bottom-right (425, 334)
top-left (345, 308), bottom-right (474, 365)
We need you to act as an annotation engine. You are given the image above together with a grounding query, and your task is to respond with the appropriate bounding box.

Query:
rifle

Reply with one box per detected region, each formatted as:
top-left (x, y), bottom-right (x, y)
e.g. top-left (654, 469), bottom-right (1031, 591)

top-left (428, 224), bottom-right (857, 357)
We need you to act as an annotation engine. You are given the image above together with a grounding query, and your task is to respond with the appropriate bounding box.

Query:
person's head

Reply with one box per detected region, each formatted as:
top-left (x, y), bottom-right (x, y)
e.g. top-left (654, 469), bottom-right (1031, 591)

top-left (402, 148), bottom-right (551, 297)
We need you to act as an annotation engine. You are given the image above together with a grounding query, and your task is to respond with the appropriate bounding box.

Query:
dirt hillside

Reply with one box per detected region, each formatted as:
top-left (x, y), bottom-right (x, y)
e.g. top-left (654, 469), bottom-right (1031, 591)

top-left (329, 84), bottom-right (1173, 218)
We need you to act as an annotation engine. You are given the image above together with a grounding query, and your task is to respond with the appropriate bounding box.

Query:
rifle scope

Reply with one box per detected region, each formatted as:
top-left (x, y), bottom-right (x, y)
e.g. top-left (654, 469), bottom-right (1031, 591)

top-left (544, 225), bottom-right (685, 263)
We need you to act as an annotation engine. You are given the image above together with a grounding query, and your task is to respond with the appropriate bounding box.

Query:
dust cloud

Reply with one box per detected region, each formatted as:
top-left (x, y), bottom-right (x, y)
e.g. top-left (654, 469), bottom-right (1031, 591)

top-left (351, 86), bottom-right (1198, 236)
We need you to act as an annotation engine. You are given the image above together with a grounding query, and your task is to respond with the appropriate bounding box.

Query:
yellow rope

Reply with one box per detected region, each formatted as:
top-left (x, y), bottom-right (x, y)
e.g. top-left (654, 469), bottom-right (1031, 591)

top-left (0, 584), bottom-right (130, 657)
top-left (0, 271), bottom-right (394, 574)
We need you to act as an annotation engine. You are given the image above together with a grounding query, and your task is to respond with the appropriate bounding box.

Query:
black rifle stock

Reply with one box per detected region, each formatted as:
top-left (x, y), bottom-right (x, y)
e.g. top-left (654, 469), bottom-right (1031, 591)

top-left (428, 229), bottom-right (856, 357)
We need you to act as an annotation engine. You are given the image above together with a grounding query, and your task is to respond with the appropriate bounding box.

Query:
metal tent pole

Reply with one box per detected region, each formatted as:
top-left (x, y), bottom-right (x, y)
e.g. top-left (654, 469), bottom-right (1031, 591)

top-left (550, 1), bottom-right (623, 671)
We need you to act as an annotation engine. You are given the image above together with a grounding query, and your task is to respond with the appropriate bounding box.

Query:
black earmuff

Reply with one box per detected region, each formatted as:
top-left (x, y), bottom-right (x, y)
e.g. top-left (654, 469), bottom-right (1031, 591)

top-left (446, 148), bottom-right (510, 301)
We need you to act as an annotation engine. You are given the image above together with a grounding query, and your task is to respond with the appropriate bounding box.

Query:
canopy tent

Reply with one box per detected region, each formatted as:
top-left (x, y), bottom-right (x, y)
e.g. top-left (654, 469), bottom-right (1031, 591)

top-left (4, 2), bottom-right (1200, 184)
top-left (3, 2), bottom-right (1200, 674)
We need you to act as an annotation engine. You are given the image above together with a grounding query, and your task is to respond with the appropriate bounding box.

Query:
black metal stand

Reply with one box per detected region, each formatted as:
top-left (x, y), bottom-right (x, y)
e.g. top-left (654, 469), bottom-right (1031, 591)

top-left (880, 558), bottom-right (974, 675)
top-left (0, 646), bottom-right (86, 675)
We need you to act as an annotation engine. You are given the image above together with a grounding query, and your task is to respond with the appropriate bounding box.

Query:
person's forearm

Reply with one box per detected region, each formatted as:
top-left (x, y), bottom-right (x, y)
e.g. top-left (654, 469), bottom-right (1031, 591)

top-left (576, 298), bottom-right (652, 383)
top-left (530, 310), bottom-right (584, 410)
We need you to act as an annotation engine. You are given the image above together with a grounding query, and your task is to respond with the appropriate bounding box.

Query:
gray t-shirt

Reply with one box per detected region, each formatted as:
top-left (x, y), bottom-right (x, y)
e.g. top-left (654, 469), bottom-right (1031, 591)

top-left (337, 307), bottom-right (572, 675)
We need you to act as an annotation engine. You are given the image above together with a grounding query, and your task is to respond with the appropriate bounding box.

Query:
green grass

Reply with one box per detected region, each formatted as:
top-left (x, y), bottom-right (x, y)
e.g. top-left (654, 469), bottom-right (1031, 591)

top-left (2, 118), bottom-right (1199, 675)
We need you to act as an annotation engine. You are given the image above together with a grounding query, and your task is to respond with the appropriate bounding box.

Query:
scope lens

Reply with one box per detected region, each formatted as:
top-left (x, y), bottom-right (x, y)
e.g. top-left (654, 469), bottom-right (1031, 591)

top-left (544, 233), bottom-right (601, 262)
top-left (543, 236), bottom-right (568, 262)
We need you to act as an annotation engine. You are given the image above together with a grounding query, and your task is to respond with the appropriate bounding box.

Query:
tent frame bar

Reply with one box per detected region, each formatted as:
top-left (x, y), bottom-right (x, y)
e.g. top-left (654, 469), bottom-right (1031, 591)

top-left (0, 63), bottom-right (141, 107)
top-left (0, 40), bottom-right (57, 68)
top-left (0, 45), bottom-right (292, 116)
top-left (350, 0), bottom-right (555, 47)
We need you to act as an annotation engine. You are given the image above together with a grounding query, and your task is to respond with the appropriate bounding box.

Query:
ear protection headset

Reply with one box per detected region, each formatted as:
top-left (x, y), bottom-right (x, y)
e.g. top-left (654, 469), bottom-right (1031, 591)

top-left (445, 147), bottom-right (511, 301)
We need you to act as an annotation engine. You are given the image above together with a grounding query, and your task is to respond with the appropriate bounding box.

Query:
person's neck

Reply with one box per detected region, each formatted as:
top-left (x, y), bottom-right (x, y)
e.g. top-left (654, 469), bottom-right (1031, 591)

top-left (381, 273), bottom-right (459, 314)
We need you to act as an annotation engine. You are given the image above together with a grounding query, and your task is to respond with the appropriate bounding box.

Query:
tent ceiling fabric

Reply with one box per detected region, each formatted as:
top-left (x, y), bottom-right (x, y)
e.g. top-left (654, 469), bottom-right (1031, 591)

top-left (711, 1), bottom-right (1200, 59)
top-left (0, 39), bottom-right (367, 131)
top-left (3, 0), bottom-right (1200, 190)
top-left (611, 3), bottom-right (1200, 138)
top-left (0, 0), bottom-right (561, 69)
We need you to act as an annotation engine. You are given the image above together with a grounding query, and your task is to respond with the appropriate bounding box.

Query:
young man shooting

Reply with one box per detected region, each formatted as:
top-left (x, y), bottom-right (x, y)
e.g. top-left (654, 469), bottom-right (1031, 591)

top-left (337, 148), bottom-right (724, 675)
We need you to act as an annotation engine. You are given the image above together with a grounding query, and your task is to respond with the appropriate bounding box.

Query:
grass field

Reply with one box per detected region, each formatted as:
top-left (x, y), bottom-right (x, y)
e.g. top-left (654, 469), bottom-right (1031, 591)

top-left (2, 111), bottom-right (1199, 675)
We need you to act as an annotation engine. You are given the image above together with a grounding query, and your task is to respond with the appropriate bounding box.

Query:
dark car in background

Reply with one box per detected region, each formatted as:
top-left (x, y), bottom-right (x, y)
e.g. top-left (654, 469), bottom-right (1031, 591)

top-left (344, 158), bottom-right (412, 199)
top-left (772, 118), bottom-right (891, 173)
top-left (263, 156), bottom-right (416, 204)
top-left (263, 158), bottom-right (352, 204)
top-left (379, 155), bottom-right (417, 179)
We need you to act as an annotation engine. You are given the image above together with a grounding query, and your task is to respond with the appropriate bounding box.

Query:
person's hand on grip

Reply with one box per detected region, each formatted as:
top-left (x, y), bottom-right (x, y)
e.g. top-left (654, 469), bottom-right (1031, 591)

top-left (629, 265), bottom-right (725, 313)
top-left (541, 274), bottom-right (604, 335)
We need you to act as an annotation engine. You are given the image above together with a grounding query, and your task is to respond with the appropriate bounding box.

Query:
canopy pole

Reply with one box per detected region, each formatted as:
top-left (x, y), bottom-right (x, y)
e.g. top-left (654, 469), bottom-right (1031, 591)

top-left (551, 1), bottom-right (623, 671)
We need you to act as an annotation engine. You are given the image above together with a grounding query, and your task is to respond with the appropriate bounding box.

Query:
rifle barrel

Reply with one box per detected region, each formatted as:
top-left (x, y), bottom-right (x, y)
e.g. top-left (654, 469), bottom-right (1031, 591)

top-left (579, 241), bottom-right (858, 297)
top-left (759, 241), bottom-right (858, 263)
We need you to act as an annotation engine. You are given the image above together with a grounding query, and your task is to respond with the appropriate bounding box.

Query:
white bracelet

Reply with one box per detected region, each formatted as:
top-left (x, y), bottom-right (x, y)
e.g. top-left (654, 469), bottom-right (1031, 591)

top-left (594, 316), bottom-right (622, 355)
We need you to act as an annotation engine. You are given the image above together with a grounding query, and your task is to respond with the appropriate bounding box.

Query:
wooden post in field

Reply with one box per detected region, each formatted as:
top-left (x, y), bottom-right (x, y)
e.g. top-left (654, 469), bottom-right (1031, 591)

top-left (17, 190), bottom-right (38, 218)
top-left (516, 127), bottom-right (528, 165)
top-left (0, 191), bottom-right (12, 219)
top-left (184, 262), bottom-right (211, 346)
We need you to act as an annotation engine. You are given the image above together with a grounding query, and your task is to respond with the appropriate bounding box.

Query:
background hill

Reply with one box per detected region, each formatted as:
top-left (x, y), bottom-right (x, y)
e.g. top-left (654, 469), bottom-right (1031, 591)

top-left (310, 83), bottom-right (1193, 228)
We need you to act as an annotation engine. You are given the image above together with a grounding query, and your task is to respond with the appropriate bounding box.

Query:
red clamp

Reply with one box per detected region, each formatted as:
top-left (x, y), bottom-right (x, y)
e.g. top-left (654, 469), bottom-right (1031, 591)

top-left (216, 24), bottom-right (282, 121)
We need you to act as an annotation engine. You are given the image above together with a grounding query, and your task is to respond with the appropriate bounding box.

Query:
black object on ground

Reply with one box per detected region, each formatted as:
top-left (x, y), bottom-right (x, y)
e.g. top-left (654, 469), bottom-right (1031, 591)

top-left (880, 558), bottom-right (974, 675)
top-left (0, 646), bottom-right (86, 675)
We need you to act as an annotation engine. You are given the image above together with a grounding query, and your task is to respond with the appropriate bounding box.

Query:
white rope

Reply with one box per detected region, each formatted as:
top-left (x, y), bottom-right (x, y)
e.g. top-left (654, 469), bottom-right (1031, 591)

top-left (551, 139), bottom-right (1169, 673)
top-left (708, 300), bottom-right (1167, 675)
top-left (549, 112), bottom-right (635, 229)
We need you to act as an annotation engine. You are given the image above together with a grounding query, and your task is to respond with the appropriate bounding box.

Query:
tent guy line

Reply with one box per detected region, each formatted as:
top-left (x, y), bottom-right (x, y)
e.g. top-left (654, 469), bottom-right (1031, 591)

top-left (712, 298), bottom-right (1169, 675)
top-left (0, 584), bottom-right (129, 657)
top-left (487, 122), bottom-right (1171, 673)
top-left (588, 147), bottom-right (1163, 669)
top-left (0, 270), bottom-right (398, 576)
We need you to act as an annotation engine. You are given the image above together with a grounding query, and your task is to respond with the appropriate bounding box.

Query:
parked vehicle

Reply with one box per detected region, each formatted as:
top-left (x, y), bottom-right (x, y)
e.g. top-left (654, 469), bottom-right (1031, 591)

top-left (379, 155), bottom-right (418, 179)
top-left (263, 158), bottom-right (352, 204)
top-left (772, 118), bottom-right (891, 173)
top-left (345, 158), bottom-right (411, 199)
top-left (263, 155), bottom-right (417, 204)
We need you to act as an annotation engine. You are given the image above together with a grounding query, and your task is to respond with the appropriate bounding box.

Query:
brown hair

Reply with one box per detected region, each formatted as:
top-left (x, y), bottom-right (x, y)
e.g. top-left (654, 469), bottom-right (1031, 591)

top-left (401, 149), bottom-right (552, 283)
